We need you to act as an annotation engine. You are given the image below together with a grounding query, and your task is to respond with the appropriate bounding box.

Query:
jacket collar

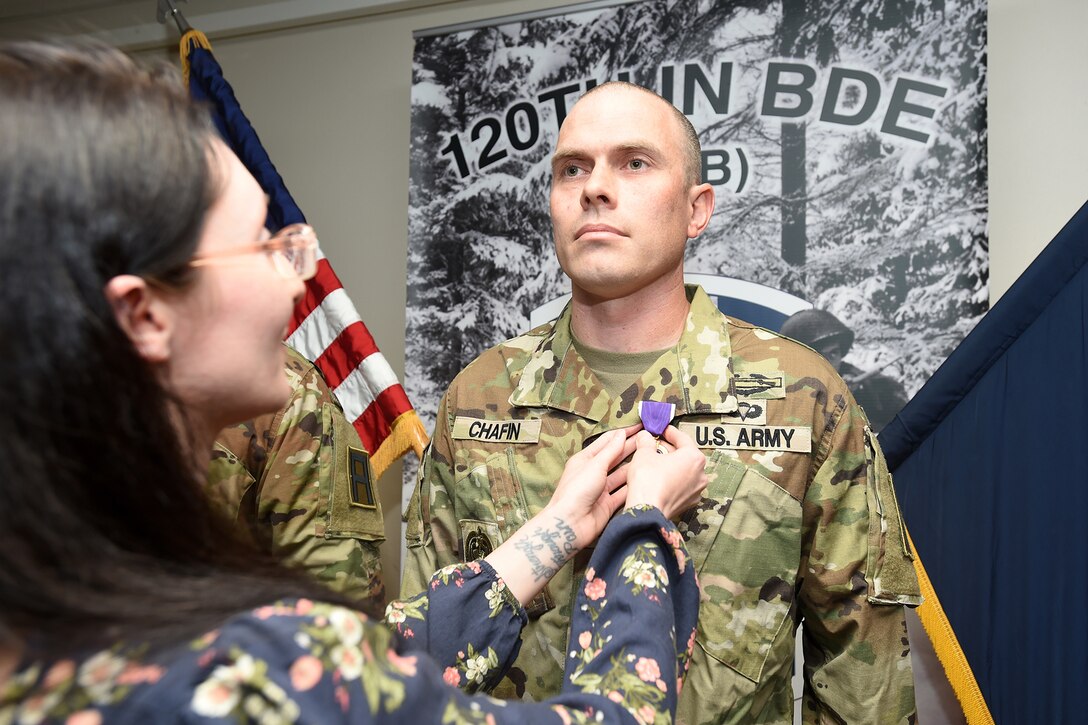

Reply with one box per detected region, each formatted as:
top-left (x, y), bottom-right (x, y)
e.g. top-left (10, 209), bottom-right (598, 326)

top-left (510, 285), bottom-right (739, 424)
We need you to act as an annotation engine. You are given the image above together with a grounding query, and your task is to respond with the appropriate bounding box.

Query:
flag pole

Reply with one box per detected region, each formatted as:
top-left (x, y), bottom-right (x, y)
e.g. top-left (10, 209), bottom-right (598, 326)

top-left (156, 0), bottom-right (193, 34)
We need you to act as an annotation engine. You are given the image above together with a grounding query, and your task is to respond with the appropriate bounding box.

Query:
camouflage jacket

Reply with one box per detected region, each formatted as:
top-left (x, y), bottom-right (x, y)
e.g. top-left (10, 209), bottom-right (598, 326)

top-left (402, 286), bottom-right (921, 724)
top-left (208, 345), bottom-right (386, 612)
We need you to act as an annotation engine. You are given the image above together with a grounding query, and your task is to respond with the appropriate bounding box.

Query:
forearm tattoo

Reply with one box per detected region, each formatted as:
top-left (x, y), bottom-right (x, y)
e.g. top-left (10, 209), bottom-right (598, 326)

top-left (514, 516), bottom-right (578, 582)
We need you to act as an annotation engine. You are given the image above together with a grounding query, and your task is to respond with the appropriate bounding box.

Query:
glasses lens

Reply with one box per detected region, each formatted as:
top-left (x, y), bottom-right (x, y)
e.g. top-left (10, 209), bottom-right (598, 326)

top-left (296, 249), bottom-right (316, 281)
top-left (275, 225), bottom-right (317, 281)
top-left (270, 252), bottom-right (296, 278)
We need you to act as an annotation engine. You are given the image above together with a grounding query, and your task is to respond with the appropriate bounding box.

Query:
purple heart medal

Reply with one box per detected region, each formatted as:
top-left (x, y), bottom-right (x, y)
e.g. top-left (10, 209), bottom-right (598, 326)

top-left (638, 401), bottom-right (675, 453)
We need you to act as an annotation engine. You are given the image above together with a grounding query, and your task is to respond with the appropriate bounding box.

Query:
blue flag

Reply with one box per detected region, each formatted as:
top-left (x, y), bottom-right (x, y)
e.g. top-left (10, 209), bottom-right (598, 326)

top-left (184, 36), bottom-right (303, 232)
top-left (881, 200), bottom-right (1088, 724)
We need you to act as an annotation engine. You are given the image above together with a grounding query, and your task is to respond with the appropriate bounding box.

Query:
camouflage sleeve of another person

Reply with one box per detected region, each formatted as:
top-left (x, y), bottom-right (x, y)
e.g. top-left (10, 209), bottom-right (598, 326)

top-left (221, 349), bottom-right (387, 612)
top-left (798, 397), bottom-right (922, 724)
top-left (401, 391), bottom-right (461, 599)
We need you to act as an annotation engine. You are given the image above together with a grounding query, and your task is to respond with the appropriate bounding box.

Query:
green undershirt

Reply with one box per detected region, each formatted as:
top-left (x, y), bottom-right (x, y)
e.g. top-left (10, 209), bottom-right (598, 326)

top-left (571, 333), bottom-right (671, 399)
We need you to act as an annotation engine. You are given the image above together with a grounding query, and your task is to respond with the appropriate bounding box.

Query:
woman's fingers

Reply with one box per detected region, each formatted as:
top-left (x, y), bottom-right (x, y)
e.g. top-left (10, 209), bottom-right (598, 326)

top-left (575, 426), bottom-right (644, 476)
top-left (579, 427), bottom-right (623, 457)
top-left (662, 423), bottom-right (696, 450)
top-left (605, 463), bottom-right (629, 491)
top-left (633, 429), bottom-right (656, 452)
top-left (605, 485), bottom-right (628, 515)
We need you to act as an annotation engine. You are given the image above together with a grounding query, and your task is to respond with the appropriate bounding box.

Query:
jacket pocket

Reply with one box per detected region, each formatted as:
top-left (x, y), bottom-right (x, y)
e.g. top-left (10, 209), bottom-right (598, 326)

top-left (682, 450), bottom-right (802, 683)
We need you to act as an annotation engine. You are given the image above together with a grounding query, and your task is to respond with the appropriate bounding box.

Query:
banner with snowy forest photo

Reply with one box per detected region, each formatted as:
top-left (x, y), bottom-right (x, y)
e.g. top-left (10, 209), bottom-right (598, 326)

top-left (406, 0), bottom-right (987, 467)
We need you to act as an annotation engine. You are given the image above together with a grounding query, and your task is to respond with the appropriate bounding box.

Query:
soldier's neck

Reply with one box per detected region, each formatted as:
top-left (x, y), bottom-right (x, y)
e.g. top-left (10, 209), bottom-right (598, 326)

top-left (570, 275), bottom-right (690, 353)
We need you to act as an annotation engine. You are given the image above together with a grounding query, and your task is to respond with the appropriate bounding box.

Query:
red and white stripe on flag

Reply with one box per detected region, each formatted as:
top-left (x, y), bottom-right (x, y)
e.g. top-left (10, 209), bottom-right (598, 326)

top-left (285, 254), bottom-right (428, 479)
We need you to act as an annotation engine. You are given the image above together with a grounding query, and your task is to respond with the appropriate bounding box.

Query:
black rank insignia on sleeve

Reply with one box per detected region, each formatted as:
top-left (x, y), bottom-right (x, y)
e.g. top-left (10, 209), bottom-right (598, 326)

top-left (347, 447), bottom-right (377, 510)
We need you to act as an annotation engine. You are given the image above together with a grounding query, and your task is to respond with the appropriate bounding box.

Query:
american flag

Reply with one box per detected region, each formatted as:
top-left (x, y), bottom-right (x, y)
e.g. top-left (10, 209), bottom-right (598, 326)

top-left (182, 30), bottom-right (427, 478)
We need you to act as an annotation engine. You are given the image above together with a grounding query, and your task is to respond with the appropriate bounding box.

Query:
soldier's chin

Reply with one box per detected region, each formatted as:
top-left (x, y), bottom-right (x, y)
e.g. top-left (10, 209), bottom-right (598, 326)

top-left (572, 275), bottom-right (642, 302)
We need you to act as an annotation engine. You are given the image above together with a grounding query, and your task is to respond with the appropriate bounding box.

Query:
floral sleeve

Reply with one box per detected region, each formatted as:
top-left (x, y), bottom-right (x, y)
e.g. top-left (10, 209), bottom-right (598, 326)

top-left (181, 505), bottom-right (698, 725)
top-left (555, 504), bottom-right (700, 724)
top-left (180, 502), bottom-right (696, 722)
top-left (382, 558), bottom-right (527, 693)
top-left (364, 505), bottom-right (700, 724)
top-left (1, 507), bottom-right (697, 725)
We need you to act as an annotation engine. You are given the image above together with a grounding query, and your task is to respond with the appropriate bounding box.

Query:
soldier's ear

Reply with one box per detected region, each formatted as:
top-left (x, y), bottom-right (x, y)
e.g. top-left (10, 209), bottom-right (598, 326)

top-left (687, 183), bottom-right (715, 239)
top-left (103, 274), bottom-right (176, 363)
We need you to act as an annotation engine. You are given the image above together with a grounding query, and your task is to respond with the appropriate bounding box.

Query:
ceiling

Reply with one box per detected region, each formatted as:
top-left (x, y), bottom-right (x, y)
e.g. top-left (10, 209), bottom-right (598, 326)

top-left (0, 0), bottom-right (430, 49)
top-left (0, 1), bottom-right (133, 23)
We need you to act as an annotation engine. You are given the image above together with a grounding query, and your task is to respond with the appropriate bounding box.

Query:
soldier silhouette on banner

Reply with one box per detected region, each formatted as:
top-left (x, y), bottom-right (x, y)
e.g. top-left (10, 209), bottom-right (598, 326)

top-left (780, 308), bottom-right (909, 431)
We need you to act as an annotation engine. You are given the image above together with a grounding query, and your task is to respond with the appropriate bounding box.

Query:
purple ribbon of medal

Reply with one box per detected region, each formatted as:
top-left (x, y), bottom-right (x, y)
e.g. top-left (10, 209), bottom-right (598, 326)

top-left (638, 400), bottom-right (675, 437)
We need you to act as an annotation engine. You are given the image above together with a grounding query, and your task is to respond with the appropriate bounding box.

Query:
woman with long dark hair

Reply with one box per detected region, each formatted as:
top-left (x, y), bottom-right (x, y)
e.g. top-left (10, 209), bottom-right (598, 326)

top-left (0, 42), bottom-right (708, 723)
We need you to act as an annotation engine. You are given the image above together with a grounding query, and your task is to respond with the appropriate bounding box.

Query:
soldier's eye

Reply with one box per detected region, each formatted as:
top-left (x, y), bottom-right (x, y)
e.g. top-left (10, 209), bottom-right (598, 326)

top-left (629, 159), bottom-right (645, 170)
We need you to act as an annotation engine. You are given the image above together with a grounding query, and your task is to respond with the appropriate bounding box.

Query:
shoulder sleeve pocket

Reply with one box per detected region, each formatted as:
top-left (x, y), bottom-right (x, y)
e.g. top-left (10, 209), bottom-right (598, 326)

top-left (326, 401), bottom-right (385, 542)
top-left (403, 444), bottom-right (432, 548)
top-left (864, 427), bottom-right (922, 606)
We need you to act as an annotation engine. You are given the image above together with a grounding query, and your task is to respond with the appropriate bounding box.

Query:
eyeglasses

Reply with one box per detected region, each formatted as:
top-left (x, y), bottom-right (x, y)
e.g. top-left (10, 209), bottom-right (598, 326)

top-left (188, 224), bottom-right (318, 281)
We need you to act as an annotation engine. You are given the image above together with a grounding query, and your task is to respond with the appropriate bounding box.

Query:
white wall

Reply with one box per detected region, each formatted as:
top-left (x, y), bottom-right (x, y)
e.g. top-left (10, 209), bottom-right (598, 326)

top-left (988, 0), bottom-right (1088, 300)
top-left (3, 0), bottom-right (1085, 594)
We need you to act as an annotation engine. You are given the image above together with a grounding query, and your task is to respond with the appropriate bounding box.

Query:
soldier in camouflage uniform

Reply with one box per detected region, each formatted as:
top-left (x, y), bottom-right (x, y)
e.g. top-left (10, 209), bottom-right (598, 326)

top-left (403, 82), bottom-right (921, 723)
top-left (208, 344), bottom-right (386, 613)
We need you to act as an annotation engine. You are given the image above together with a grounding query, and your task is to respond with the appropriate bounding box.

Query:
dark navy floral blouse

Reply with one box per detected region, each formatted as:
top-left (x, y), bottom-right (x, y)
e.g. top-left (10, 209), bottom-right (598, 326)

top-left (1, 506), bottom-right (698, 724)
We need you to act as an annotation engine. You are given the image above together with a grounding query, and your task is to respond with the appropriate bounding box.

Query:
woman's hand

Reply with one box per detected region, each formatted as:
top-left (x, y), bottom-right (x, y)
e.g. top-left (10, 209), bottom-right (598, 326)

top-left (625, 425), bottom-right (707, 519)
top-left (483, 426), bottom-right (638, 605)
top-left (541, 424), bottom-right (641, 550)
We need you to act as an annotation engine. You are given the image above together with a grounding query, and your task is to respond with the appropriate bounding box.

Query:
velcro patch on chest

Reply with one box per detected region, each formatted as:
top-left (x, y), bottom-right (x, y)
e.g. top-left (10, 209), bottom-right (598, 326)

top-left (733, 373), bottom-right (786, 399)
top-left (452, 416), bottom-right (541, 443)
top-left (679, 422), bottom-right (812, 452)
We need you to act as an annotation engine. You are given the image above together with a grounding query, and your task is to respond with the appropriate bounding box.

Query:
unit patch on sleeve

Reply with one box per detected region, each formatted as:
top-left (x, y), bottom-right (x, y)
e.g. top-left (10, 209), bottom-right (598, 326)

top-left (452, 416), bottom-right (541, 443)
top-left (679, 423), bottom-right (812, 453)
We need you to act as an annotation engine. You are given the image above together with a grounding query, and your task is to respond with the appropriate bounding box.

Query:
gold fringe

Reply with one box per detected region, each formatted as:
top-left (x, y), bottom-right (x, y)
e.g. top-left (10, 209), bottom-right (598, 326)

top-left (369, 410), bottom-right (430, 480)
top-left (908, 528), bottom-right (994, 725)
top-left (178, 29), bottom-right (212, 88)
